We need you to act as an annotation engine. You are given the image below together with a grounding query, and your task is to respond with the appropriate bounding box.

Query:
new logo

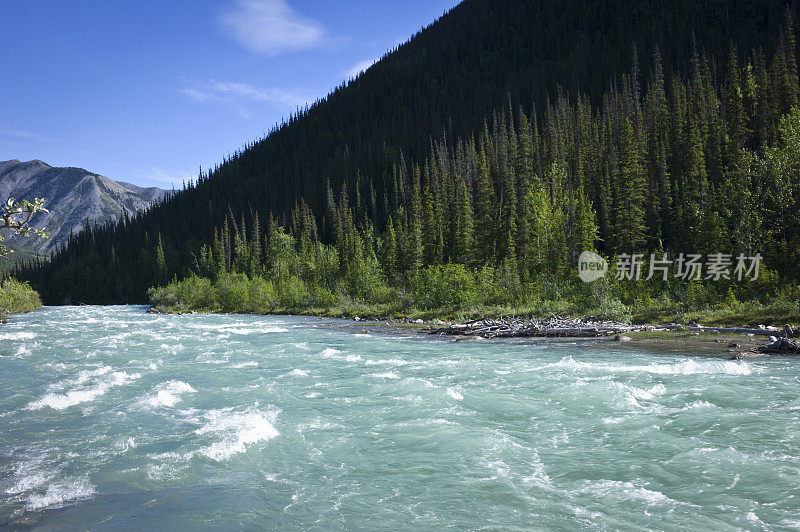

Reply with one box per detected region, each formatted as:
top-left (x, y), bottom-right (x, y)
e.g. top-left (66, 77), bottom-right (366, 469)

top-left (578, 251), bottom-right (608, 282)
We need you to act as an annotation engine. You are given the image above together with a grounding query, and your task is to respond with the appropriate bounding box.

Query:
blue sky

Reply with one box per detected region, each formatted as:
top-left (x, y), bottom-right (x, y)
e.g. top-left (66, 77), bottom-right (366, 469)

top-left (1, 0), bottom-right (460, 188)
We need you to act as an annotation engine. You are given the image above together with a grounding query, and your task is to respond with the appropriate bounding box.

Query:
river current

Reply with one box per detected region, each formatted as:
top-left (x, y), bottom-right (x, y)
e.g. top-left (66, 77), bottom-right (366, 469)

top-left (1, 306), bottom-right (798, 529)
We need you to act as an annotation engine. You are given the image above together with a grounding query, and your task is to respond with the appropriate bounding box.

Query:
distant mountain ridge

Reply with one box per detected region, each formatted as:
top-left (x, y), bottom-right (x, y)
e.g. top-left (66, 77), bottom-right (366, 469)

top-left (0, 159), bottom-right (166, 253)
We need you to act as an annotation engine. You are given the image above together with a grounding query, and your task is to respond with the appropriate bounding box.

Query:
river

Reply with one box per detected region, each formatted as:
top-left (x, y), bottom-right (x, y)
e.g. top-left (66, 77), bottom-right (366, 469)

top-left (1, 306), bottom-right (798, 529)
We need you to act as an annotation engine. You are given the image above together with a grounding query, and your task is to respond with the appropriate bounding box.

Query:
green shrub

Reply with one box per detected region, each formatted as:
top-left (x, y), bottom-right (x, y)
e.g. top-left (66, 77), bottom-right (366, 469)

top-left (478, 267), bottom-right (509, 305)
top-left (414, 264), bottom-right (477, 309)
top-left (276, 275), bottom-right (309, 308)
top-left (180, 275), bottom-right (215, 309)
top-left (214, 272), bottom-right (251, 312)
top-left (597, 297), bottom-right (632, 323)
top-left (308, 285), bottom-right (338, 308)
top-left (0, 278), bottom-right (42, 317)
top-left (148, 275), bottom-right (215, 312)
top-left (248, 276), bottom-right (276, 312)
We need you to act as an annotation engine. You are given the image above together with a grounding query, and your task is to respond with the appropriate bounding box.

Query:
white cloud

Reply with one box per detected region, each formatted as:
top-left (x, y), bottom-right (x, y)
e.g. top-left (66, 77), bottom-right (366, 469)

top-left (220, 0), bottom-right (327, 56)
top-left (345, 58), bottom-right (379, 79)
top-left (180, 79), bottom-right (312, 115)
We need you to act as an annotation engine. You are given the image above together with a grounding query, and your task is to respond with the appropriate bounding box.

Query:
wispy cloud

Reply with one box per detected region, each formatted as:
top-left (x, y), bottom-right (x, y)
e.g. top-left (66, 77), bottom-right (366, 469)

top-left (144, 167), bottom-right (195, 188)
top-left (220, 0), bottom-right (327, 56)
top-left (344, 35), bottom-right (411, 80)
top-left (0, 128), bottom-right (56, 143)
top-left (111, 163), bottom-right (196, 189)
top-left (180, 79), bottom-right (312, 117)
top-left (345, 58), bottom-right (379, 79)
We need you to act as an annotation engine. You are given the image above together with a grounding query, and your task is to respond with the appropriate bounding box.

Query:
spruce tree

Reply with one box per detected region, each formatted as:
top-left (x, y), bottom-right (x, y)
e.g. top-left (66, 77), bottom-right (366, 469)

top-left (452, 176), bottom-right (474, 263)
top-left (473, 145), bottom-right (497, 264)
top-left (407, 165), bottom-right (424, 273)
top-left (154, 233), bottom-right (166, 283)
top-left (614, 119), bottom-right (646, 252)
top-left (382, 216), bottom-right (398, 274)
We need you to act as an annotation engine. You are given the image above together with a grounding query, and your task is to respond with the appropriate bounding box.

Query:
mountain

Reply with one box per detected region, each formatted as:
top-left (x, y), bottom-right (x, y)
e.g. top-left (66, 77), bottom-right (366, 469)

top-left (17, 0), bottom-right (800, 305)
top-left (0, 159), bottom-right (165, 254)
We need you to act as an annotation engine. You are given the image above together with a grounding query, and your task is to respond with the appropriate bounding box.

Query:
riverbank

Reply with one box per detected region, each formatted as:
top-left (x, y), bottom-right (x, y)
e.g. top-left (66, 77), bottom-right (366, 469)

top-left (148, 303), bottom-right (797, 358)
top-left (148, 295), bottom-right (800, 329)
top-left (340, 317), bottom-right (779, 358)
top-left (147, 273), bottom-right (800, 356)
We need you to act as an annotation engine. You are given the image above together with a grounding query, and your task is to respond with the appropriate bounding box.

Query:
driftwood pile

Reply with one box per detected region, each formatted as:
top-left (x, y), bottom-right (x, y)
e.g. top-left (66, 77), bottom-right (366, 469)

top-left (426, 316), bottom-right (643, 339)
top-left (428, 317), bottom-right (800, 349)
top-left (757, 336), bottom-right (800, 354)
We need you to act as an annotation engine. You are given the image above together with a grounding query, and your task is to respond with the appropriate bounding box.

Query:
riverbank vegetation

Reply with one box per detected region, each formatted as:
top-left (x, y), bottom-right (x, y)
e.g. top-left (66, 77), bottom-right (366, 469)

top-left (0, 278), bottom-right (43, 320)
top-left (147, 224), bottom-right (800, 326)
top-left (149, 277), bottom-right (800, 326)
top-left (148, 267), bottom-right (800, 326)
top-left (148, 269), bottom-right (800, 326)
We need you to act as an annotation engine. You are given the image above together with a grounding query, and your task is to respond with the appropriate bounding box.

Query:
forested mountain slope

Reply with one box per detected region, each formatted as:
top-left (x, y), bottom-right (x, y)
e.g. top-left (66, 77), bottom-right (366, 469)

top-left (17, 0), bottom-right (799, 306)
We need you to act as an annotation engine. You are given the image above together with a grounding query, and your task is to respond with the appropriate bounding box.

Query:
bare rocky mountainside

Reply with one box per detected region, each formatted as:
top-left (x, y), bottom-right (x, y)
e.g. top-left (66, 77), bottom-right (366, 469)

top-left (0, 159), bottom-right (165, 255)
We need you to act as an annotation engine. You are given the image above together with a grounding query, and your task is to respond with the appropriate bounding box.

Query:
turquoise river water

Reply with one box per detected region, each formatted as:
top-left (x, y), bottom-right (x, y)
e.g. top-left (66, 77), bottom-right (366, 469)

top-left (1, 306), bottom-right (799, 530)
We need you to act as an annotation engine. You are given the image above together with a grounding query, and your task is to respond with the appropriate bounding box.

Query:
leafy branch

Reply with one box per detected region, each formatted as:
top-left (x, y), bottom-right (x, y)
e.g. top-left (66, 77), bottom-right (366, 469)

top-left (0, 198), bottom-right (49, 256)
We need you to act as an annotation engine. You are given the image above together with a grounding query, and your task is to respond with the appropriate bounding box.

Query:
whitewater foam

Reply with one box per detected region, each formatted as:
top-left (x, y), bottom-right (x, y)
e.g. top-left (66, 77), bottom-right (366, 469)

top-left (584, 480), bottom-right (675, 506)
top-left (549, 356), bottom-right (753, 376)
top-left (146, 380), bottom-right (196, 408)
top-left (12, 345), bottom-right (32, 358)
top-left (28, 369), bottom-right (140, 410)
top-left (446, 388), bottom-right (464, 400)
top-left (370, 372), bottom-right (400, 379)
top-left (0, 331), bottom-right (36, 340)
top-left (236, 326), bottom-right (288, 334)
top-left (25, 477), bottom-right (96, 510)
top-left (231, 361), bottom-right (259, 368)
top-left (190, 323), bottom-right (288, 335)
top-left (195, 406), bottom-right (279, 461)
top-left (117, 437), bottom-right (137, 452)
top-left (5, 456), bottom-right (53, 495)
top-left (5, 306), bottom-right (800, 528)
top-left (365, 358), bottom-right (408, 366)
top-left (609, 381), bottom-right (667, 407)
top-left (196, 352), bottom-right (230, 364)
top-left (679, 400), bottom-right (716, 411)
top-left (7, 472), bottom-right (49, 494)
top-left (427, 418), bottom-right (459, 425)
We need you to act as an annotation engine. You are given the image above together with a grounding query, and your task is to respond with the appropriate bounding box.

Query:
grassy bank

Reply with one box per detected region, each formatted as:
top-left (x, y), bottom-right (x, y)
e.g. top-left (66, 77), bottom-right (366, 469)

top-left (0, 278), bottom-right (43, 320)
top-left (148, 271), bottom-right (800, 328)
